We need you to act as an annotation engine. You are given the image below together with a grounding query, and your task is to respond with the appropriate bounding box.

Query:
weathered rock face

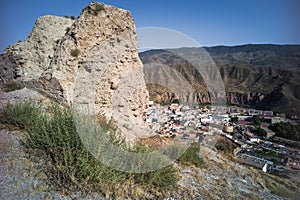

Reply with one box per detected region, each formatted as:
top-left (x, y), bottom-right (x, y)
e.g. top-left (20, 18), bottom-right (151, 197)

top-left (49, 3), bottom-right (148, 116)
top-left (47, 3), bottom-right (149, 132)
top-left (0, 2), bottom-right (149, 139)
top-left (0, 16), bottom-right (74, 82)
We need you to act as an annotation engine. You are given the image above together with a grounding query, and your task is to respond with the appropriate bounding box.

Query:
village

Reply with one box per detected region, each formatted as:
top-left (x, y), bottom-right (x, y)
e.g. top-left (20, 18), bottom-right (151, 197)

top-left (144, 101), bottom-right (300, 174)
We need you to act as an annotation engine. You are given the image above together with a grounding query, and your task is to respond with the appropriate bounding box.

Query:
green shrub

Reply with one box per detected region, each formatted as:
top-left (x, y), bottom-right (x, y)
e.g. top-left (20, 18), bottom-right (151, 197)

top-left (0, 102), bottom-right (178, 193)
top-left (95, 3), bottom-right (104, 11)
top-left (230, 116), bottom-right (238, 124)
top-left (177, 142), bottom-right (203, 167)
top-left (93, 10), bottom-right (98, 16)
top-left (215, 137), bottom-right (237, 154)
top-left (0, 102), bottom-right (42, 129)
top-left (248, 126), bottom-right (267, 137)
top-left (253, 115), bottom-right (261, 126)
top-left (70, 49), bottom-right (80, 57)
top-left (65, 27), bottom-right (71, 33)
top-left (93, 3), bottom-right (105, 16)
top-left (269, 122), bottom-right (300, 141)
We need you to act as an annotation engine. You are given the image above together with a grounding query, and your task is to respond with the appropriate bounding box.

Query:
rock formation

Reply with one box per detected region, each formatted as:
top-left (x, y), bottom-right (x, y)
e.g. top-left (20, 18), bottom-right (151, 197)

top-left (0, 16), bottom-right (74, 82)
top-left (0, 2), bottom-right (149, 139)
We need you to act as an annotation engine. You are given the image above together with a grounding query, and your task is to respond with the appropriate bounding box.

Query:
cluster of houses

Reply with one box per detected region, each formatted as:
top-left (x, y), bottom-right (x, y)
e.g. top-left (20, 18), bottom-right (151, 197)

top-left (144, 101), bottom-right (285, 140)
top-left (144, 101), bottom-right (300, 173)
top-left (145, 102), bottom-right (229, 139)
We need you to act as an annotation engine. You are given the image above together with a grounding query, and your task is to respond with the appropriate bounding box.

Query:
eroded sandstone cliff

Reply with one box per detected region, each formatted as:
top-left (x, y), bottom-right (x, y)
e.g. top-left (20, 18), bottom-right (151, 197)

top-left (0, 16), bottom-right (74, 82)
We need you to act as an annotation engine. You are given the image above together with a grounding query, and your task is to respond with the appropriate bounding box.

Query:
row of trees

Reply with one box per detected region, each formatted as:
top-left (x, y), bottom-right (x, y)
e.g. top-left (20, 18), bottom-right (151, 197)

top-left (231, 114), bottom-right (300, 141)
top-left (269, 122), bottom-right (300, 141)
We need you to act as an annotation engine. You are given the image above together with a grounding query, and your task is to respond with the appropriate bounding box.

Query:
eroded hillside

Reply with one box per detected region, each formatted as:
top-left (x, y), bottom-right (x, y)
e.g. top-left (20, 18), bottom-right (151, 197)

top-left (140, 46), bottom-right (300, 117)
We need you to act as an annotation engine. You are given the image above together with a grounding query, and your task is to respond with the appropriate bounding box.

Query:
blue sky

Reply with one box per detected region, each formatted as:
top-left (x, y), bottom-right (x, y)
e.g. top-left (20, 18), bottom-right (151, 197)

top-left (1, 0), bottom-right (299, 52)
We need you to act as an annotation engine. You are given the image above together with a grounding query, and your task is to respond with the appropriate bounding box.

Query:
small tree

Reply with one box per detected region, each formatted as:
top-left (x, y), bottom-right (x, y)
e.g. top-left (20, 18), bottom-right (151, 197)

top-left (253, 115), bottom-right (261, 127)
top-left (230, 116), bottom-right (238, 124)
top-left (93, 3), bottom-right (105, 16)
top-left (70, 49), bottom-right (80, 57)
top-left (255, 127), bottom-right (267, 137)
top-left (248, 126), bottom-right (267, 137)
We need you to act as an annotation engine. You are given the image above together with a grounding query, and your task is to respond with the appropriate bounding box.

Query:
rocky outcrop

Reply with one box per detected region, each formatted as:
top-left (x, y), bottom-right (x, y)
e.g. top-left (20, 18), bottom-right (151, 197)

top-left (48, 3), bottom-right (149, 121)
top-left (0, 16), bottom-right (74, 82)
top-left (0, 2), bottom-right (149, 139)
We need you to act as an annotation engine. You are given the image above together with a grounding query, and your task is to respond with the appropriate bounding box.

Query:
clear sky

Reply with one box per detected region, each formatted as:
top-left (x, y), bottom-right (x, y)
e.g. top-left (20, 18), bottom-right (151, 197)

top-left (1, 0), bottom-right (299, 52)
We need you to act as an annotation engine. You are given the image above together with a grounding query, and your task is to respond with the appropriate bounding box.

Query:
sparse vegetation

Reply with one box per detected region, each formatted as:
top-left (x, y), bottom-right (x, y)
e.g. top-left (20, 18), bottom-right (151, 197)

top-left (177, 142), bottom-right (204, 167)
top-left (257, 149), bottom-right (285, 158)
top-left (2, 81), bottom-right (24, 92)
top-left (64, 16), bottom-right (76, 20)
top-left (95, 3), bottom-right (105, 11)
top-left (215, 137), bottom-right (238, 154)
top-left (70, 49), bottom-right (80, 57)
top-left (93, 3), bottom-right (105, 16)
top-left (0, 102), bottom-right (42, 129)
top-left (0, 102), bottom-right (178, 194)
top-left (65, 27), bottom-right (71, 33)
top-left (159, 102), bottom-right (171, 106)
top-left (261, 172), bottom-right (300, 199)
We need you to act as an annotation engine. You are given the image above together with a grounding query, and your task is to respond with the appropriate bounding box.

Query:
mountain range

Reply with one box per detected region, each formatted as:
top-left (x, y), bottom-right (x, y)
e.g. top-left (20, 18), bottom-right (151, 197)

top-left (140, 44), bottom-right (300, 117)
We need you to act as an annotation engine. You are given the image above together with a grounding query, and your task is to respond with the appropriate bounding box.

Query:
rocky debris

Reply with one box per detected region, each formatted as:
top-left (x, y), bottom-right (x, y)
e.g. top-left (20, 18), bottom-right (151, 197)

top-left (172, 148), bottom-right (287, 200)
top-left (0, 2), bottom-right (150, 140)
top-left (0, 87), bottom-right (52, 109)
